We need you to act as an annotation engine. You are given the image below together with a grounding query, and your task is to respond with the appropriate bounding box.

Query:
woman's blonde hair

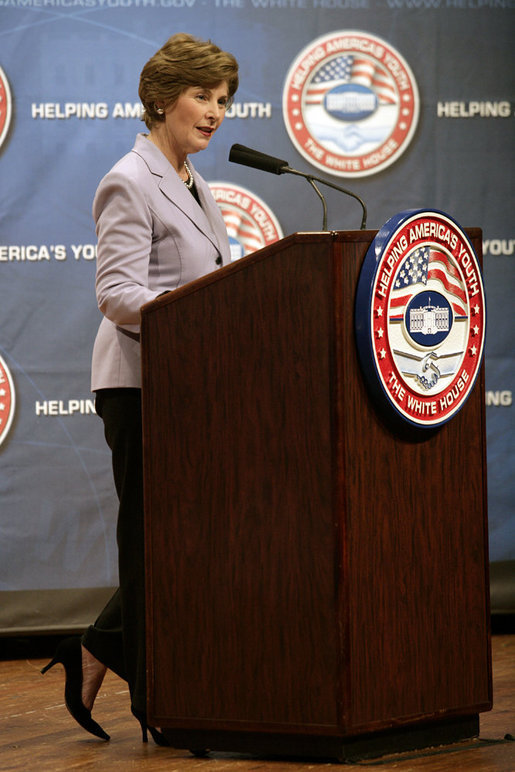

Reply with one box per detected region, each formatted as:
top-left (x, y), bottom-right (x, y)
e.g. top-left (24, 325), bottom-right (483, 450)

top-left (139, 33), bottom-right (239, 129)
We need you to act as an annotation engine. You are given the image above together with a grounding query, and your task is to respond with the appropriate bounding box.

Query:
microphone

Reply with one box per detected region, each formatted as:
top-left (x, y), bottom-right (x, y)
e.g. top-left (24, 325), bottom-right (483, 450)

top-left (229, 144), bottom-right (288, 175)
top-left (229, 143), bottom-right (367, 230)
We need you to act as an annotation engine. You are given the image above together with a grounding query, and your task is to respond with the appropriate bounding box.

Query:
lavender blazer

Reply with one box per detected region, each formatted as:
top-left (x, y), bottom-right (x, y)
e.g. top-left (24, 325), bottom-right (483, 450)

top-left (91, 133), bottom-right (230, 390)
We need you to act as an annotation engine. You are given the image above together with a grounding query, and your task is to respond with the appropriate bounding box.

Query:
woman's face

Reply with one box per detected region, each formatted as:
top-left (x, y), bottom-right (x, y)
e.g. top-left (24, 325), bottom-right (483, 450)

top-left (160, 82), bottom-right (230, 160)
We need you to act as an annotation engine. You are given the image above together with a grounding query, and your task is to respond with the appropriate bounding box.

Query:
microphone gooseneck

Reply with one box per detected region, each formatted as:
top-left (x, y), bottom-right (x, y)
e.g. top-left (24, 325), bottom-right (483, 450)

top-left (228, 143), bottom-right (367, 230)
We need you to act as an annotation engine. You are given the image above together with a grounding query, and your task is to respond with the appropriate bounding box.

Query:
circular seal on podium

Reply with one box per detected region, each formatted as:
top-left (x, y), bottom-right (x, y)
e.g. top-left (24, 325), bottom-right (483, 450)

top-left (355, 209), bottom-right (486, 428)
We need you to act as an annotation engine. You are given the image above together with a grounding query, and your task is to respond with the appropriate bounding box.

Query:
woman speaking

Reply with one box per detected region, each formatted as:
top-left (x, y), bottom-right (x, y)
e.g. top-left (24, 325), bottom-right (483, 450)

top-left (42, 32), bottom-right (239, 745)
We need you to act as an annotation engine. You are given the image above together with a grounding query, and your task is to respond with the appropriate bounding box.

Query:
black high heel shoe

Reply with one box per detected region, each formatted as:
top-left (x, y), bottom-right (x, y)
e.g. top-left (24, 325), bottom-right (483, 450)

top-left (131, 706), bottom-right (170, 746)
top-left (41, 637), bottom-right (110, 741)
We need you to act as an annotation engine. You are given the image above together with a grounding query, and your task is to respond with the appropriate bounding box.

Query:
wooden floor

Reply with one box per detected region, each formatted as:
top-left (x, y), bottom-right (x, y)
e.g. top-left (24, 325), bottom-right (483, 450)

top-left (1, 633), bottom-right (513, 772)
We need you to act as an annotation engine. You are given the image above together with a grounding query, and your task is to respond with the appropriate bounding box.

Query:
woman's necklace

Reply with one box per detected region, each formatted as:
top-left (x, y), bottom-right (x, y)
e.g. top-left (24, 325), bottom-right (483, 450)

top-left (183, 160), bottom-right (194, 189)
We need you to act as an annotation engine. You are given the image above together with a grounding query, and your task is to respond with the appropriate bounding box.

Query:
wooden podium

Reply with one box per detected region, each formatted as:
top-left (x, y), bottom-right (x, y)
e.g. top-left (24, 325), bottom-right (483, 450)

top-left (141, 231), bottom-right (491, 761)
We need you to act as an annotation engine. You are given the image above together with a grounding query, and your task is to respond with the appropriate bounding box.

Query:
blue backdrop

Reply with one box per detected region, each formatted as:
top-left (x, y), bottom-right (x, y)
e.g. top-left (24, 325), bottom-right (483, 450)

top-left (0, 1), bottom-right (513, 631)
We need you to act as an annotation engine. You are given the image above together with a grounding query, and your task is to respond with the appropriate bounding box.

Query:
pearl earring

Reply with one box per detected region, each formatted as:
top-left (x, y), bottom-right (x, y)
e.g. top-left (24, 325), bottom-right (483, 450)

top-left (155, 105), bottom-right (164, 115)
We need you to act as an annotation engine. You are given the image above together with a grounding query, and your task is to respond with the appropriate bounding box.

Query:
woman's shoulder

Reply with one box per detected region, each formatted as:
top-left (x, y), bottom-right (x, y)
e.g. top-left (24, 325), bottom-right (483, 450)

top-left (93, 137), bottom-right (155, 219)
top-left (101, 135), bottom-right (152, 182)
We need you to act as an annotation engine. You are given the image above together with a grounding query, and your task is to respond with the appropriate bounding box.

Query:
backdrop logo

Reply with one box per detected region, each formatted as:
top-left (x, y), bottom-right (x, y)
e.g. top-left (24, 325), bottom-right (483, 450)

top-left (355, 210), bottom-right (486, 428)
top-left (283, 31), bottom-right (419, 178)
top-left (209, 182), bottom-right (283, 260)
top-left (0, 354), bottom-right (16, 447)
top-left (0, 66), bottom-right (13, 151)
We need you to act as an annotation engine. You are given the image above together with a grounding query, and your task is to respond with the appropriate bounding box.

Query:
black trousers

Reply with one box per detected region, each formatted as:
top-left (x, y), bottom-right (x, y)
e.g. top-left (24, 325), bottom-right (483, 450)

top-left (82, 388), bottom-right (147, 714)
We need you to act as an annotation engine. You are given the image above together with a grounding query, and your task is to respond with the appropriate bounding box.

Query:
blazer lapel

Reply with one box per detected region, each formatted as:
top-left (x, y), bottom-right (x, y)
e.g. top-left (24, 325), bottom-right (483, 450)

top-left (160, 168), bottom-right (222, 254)
top-left (132, 134), bottom-right (224, 258)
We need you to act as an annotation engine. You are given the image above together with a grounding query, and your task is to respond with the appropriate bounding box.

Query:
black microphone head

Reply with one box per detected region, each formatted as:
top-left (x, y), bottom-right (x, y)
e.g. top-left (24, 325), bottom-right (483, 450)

top-left (229, 144), bottom-right (289, 175)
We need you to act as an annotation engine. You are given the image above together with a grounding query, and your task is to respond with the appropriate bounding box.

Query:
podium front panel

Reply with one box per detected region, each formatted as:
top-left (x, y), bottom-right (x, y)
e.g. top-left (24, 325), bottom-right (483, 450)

top-left (142, 234), bottom-right (343, 732)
